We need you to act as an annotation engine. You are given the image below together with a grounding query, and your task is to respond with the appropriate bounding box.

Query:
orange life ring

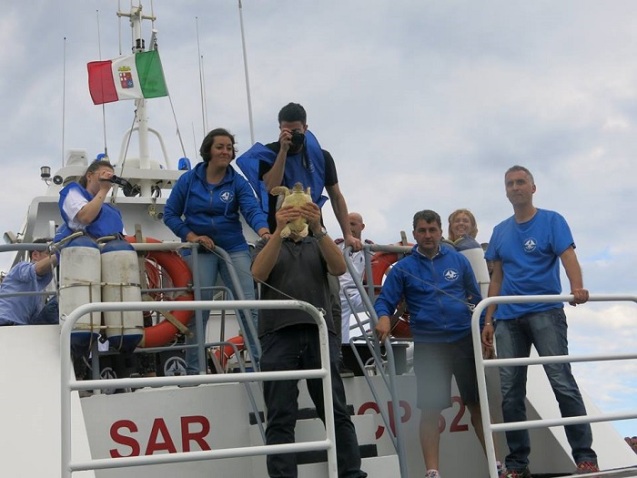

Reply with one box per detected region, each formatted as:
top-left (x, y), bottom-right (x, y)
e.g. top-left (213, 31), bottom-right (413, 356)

top-left (367, 246), bottom-right (413, 339)
top-left (125, 236), bottom-right (194, 348)
top-left (213, 335), bottom-right (245, 369)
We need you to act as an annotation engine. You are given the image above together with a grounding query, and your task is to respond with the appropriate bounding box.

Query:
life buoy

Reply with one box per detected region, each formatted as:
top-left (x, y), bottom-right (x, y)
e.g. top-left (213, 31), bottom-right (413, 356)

top-left (125, 236), bottom-right (194, 348)
top-left (212, 335), bottom-right (245, 370)
top-left (367, 246), bottom-right (413, 339)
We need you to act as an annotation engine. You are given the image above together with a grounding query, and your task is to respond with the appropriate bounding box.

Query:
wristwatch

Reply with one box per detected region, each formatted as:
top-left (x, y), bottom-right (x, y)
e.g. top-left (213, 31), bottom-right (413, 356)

top-left (314, 227), bottom-right (328, 241)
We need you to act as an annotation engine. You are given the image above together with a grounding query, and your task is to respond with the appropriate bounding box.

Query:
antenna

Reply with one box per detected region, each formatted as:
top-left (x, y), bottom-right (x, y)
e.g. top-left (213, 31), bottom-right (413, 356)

top-left (196, 16), bottom-right (207, 136)
top-left (238, 0), bottom-right (255, 144)
top-left (62, 36), bottom-right (67, 167)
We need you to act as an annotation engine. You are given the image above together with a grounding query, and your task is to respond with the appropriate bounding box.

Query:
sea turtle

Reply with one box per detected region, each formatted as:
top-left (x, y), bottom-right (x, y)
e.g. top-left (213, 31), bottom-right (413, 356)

top-left (270, 182), bottom-right (312, 238)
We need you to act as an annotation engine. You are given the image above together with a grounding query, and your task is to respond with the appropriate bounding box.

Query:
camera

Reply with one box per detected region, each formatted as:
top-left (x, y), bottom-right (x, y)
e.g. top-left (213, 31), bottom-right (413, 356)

top-left (290, 131), bottom-right (305, 149)
top-left (101, 175), bottom-right (140, 197)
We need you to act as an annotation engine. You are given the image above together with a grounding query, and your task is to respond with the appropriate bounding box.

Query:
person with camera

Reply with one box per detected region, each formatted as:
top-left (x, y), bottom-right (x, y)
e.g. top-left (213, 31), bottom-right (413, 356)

top-left (237, 103), bottom-right (362, 355)
top-left (55, 159), bottom-right (124, 242)
top-left (237, 102), bottom-right (361, 251)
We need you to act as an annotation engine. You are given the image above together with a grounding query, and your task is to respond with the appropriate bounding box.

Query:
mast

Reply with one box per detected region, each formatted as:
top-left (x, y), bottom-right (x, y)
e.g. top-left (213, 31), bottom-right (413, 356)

top-left (117, 4), bottom-right (156, 196)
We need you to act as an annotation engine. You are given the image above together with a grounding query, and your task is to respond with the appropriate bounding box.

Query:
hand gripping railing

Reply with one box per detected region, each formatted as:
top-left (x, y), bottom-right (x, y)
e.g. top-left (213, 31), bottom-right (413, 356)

top-left (471, 294), bottom-right (637, 478)
top-left (60, 300), bottom-right (338, 478)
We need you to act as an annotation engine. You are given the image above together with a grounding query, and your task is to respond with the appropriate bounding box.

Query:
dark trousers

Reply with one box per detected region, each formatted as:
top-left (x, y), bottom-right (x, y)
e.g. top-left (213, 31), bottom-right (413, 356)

top-left (260, 324), bottom-right (366, 478)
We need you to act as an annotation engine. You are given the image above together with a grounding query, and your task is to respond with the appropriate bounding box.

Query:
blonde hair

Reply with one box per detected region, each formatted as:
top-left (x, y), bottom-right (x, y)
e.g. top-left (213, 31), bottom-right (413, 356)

top-left (447, 209), bottom-right (478, 242)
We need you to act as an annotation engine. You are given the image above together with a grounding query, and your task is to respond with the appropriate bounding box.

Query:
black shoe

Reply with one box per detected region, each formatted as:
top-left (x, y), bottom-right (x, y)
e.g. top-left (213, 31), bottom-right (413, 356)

top-left (339, 363), bottom-right (355, 378)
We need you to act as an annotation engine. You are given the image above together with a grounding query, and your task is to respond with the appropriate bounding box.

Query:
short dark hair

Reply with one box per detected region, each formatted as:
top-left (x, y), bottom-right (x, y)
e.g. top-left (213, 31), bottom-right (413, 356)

top-left (278, 103), bottom-right (307, 125)
top-left (505, 165), bottom-right (534, 184)
top-left (199, 128), bottom-right (236, 163)
top-left (79, 160), bottom-right (114, 188)
top-left (29, 237), bottom-right (51, 259)
top-left (413, 210), bottom-right (441, 230)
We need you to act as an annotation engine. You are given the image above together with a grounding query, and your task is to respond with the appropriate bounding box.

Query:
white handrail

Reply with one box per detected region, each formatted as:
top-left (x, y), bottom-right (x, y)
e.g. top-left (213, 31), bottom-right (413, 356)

top-left (471, 294), bottom-right (637, 478)
top-left (60, 300), bottom-right (338, 478)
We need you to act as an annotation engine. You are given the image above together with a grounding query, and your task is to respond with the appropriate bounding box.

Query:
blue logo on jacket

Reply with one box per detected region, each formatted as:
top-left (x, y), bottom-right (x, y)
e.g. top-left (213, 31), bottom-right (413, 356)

top-left (219, 190), bottom-right (234, 203)
top-left (523, 238), bottom-right (537, 252)
top-left (443, 269), bottom-right (459, 281)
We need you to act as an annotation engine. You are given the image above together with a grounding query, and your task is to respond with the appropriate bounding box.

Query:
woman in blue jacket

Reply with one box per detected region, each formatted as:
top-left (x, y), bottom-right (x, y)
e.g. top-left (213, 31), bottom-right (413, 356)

top-left (164, 128), bottom-right (269, 373)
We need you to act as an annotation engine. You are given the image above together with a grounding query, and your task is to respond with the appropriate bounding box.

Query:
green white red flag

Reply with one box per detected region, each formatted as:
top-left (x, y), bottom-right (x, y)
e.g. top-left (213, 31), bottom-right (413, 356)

top-left (87, 50), bottom-right (168, 105)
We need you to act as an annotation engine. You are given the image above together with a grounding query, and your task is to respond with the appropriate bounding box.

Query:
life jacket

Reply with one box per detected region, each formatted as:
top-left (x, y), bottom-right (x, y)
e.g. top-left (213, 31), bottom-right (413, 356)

top-left (236, 130), bottom-right (328, 213)
top-left (56, 182), bottom-right (124, 241)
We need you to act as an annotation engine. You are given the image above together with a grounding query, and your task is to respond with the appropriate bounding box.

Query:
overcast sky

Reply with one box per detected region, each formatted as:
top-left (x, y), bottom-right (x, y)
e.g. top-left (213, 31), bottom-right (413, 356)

top-left (2, 1), bottom-right (636, 438)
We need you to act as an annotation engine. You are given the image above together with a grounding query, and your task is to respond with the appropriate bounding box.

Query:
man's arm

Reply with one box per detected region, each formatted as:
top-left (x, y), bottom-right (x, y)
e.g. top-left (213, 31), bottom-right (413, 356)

top-left (303, 203), bottom-right (346, 276)
top-left (325, 183), bottom-right (362, 251)
top-left (560, 246), bottom-right (589, 306)
top-left (481, 259), bottom-right (503, 348)
top-left (34, 254), bottom-right (58, 277)
top-left (76, 172), bottom-right (114, 225)
top-left (251, 208), bottom-right (294, 282)
top-left (262, 131), bottom-right (293, 192)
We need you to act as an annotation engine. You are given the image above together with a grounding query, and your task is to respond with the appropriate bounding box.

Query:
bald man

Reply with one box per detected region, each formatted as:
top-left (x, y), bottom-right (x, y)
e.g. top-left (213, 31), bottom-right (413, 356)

top-left (335, 213), bottom-right (373, 345)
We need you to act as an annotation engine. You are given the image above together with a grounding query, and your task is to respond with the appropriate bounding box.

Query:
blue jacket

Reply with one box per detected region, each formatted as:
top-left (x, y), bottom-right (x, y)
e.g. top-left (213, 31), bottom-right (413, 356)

top-left (163, 162), bottom-right (268, 253)
top-left (374, 244), bottom-right (482, 343)
top-left (236, 130), bottom-right (328, 213)
top-left (55, 182), bottom-right (124, 242)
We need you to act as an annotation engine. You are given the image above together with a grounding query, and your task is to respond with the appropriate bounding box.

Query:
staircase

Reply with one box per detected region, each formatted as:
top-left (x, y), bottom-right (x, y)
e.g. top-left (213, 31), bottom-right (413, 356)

top-left (248, 379), bottom-right (401, 477)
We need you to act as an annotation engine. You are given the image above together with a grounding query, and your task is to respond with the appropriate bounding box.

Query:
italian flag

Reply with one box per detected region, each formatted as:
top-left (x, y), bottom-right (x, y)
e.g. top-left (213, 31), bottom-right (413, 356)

top-left (87, 50), bottom-right (168, 105)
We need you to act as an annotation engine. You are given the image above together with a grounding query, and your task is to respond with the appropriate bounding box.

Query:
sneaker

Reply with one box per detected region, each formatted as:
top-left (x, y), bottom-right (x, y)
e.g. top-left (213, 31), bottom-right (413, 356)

top-left (576, 461), bottom-right (600, 475)
top-left (499, 467), bottom-right (531, 478)
top-left (425, 470), bottom-right (441, 478)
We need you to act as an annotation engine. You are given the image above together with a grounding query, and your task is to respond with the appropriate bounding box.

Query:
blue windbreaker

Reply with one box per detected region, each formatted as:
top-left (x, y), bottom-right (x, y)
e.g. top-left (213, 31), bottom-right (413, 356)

top-left (163, 162), bottom-right (268, 253)
top-left (374, 244), bottom-right (482, 343)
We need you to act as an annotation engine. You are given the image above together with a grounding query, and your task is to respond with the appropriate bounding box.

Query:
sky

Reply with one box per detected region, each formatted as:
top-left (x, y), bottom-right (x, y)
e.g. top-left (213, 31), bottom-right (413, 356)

top-left (1, 0), bottom-right (636, 439)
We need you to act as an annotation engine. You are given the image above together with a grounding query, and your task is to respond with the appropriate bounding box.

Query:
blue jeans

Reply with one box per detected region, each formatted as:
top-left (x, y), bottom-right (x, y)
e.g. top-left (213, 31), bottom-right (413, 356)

top-left (260, 325), bottom-right (367, 478)
top-left (30, 297), bottom-right (59, 325)
top-left (495, 308), bottom-right (597, 470)
top-left (185, 250), bottom-right (260, 374)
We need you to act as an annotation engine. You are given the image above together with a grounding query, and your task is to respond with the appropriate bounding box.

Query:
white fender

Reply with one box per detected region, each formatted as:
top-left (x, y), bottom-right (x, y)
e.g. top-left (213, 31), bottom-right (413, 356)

top-left (59, 236), bottom-right (101, 346)
top-left (101, 239), bottom-right (143, 351)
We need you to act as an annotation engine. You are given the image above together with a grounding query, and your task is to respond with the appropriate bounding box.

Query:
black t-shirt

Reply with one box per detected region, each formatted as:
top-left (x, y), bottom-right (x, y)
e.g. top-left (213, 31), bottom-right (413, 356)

top-left (259, 141), bottom-right (338, 232)
top-left (253, 237), bottom-right (335, 337)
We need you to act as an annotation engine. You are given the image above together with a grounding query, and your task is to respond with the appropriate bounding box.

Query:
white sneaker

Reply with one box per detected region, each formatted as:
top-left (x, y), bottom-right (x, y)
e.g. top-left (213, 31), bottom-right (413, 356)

top-left (425, 470), bottom-right (441, 478)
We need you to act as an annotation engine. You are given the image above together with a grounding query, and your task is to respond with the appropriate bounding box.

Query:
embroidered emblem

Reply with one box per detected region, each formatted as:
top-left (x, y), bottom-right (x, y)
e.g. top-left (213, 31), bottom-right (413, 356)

top-left (523, 238), bottom-right (537, 252)
top-left (444, 269), bottom-right (459, 281)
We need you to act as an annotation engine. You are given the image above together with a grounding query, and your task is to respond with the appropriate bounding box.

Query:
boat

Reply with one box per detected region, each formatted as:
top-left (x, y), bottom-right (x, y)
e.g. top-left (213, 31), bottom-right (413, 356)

top-left (1, 3), bottom-right (636, 478)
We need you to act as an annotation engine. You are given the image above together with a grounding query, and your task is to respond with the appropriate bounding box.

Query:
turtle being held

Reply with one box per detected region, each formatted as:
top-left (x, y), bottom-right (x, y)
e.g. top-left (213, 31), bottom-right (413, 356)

top-left (270, 182), bottom-right (312, 238)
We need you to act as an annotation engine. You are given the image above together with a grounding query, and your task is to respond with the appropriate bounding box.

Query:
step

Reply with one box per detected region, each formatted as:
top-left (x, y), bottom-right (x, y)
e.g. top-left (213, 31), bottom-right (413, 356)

top-left (249, 405), bottom-right (355, 425)
top-left (298, 454), bottom-right (400, 477)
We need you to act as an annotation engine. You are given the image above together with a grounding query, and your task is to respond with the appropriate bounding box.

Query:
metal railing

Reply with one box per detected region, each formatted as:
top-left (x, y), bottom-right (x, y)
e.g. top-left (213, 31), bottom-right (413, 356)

top-left (60, 299), bottom-right (338, 478)
top-left (471, 294), bottom-right (637, 478)
top-left (341, 243), bottom-right (412, 478)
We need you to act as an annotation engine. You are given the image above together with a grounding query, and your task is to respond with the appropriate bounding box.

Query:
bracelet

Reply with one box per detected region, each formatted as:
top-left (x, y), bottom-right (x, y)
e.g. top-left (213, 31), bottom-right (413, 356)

top-left (314, 231), bottom-right (328, 241)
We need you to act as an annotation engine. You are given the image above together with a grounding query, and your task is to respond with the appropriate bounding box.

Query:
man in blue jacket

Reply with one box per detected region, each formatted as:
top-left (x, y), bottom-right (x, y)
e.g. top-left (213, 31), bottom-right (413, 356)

top-left (375, 210), bottom-right (485, 478)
